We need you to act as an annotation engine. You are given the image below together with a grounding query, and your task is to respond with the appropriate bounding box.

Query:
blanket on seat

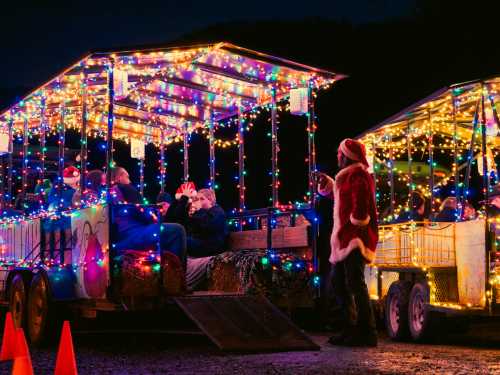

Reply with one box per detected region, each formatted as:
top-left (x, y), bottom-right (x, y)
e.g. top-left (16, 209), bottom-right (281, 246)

top-left (186, 249), bottom-right (315, 308)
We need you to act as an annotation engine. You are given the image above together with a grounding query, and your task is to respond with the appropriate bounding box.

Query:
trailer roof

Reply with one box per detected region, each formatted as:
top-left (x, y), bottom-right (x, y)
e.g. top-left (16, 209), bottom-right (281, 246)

top-left (357, 75), bottom-right (500, 144)
top-left (0, 42), bottom-right (344, 144)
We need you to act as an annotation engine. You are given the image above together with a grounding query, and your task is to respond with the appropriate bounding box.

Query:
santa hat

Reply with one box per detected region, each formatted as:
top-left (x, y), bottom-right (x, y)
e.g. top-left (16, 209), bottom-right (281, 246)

top-left (175, 182), bottom-right (197, 200)
top-left (63, 166), bottom-right (80, 185)
top-left (339, 138), bottom-right (369, 168)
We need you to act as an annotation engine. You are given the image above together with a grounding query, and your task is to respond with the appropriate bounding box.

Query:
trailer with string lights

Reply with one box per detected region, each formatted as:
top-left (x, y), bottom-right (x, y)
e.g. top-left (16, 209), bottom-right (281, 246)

top-left (0, 42), bottom-right (343, 350)
top-left (357, 76), bottom-right (500, 342)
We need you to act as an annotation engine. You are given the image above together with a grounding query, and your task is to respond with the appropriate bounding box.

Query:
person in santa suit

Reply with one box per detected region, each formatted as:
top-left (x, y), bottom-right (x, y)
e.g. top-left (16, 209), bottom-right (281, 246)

top-left (318, 138), bottom-right (378, 347)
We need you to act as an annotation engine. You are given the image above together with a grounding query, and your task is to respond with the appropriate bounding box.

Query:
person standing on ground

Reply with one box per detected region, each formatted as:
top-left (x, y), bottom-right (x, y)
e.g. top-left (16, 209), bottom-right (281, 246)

top-left (318, 138), bottom-right (378, 347)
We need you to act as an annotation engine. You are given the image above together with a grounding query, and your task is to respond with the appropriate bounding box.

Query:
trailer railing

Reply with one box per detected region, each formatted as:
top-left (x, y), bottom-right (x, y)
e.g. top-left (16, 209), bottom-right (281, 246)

top-left (375, 221), bottom-right (456, 268)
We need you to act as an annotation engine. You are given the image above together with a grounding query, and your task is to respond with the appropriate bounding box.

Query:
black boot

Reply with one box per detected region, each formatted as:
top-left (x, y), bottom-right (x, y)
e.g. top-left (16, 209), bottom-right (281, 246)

top-left (327, 324), bottom-right (356, 345)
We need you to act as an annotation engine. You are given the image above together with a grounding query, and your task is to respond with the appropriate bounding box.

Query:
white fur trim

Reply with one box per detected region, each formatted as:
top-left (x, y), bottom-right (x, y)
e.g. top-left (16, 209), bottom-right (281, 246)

top-left (64, 176), bottom-right (79, 185)
top-left (350, 213), bottom-right (370, 226)
top-left (329, 162), bottom-right (374, 265)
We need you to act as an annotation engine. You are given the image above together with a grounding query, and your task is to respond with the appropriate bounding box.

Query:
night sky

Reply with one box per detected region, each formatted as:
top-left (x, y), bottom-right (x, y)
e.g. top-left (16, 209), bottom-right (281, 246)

top-left (2, 0), bottom-right (413, 89)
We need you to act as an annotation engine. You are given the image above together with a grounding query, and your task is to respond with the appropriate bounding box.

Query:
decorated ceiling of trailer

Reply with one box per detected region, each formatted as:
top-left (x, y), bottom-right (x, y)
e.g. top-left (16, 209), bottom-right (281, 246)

top-left (358, 76), bottom-right (500, 150)
top-left (357, 76), bottom-right (500, 220)
top-left (0, 42), bottom-right (342, 145)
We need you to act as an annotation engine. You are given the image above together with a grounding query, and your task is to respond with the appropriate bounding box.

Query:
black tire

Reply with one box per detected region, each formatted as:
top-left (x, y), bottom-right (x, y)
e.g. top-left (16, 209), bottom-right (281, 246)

top-left (9, 274), bottom-right (27, 330)
top-left (385, 281), bottom-right (411, 341)
top-left (408, 282), bottom-right (438, 342)
top-left (27, 273), bottom-right (59, 346)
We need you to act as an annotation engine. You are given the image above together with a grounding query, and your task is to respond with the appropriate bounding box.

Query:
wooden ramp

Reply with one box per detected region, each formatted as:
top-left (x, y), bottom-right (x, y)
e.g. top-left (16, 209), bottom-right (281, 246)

top-left (173, 295), bottom-right (319, 352)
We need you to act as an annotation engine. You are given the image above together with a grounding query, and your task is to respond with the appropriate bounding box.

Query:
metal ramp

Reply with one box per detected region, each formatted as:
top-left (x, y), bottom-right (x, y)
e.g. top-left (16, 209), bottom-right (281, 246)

top-left (173, 294), bottom-right (319, 352)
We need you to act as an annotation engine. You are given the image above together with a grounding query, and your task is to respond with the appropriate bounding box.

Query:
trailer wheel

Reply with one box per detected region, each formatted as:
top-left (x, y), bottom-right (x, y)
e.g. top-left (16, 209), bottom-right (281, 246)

top-left (27, 273), bottom-right (58, 345)
top-left (408, 282), bottom-right (436, 342)
top-left (385, 281), bottom-right (411, 340)
top-left (9, 274), bottom-right (27, 329)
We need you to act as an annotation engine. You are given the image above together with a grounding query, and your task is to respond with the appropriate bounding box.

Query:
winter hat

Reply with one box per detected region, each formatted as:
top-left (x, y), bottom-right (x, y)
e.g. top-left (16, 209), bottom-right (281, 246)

top-left (339, 138), bottom-right (369, 168)
top-left (157, 192), bottom-right (173, 204)
top-left (175, 182), bottom-right (197, 200)
top-left (63, 166), bottom-right (80, 185)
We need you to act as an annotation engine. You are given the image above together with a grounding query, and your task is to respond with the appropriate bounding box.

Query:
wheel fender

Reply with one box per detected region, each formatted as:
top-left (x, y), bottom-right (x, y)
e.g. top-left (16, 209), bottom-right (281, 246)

top-left (6, 269), bottom-right (34, 298)
top-left (43, 267), bottom-right (77, 301)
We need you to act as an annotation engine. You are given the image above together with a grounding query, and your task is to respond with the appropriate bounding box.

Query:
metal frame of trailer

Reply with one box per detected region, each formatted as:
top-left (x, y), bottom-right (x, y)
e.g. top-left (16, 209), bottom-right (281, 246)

top-left (0, 42), bottom-right (343, 349)
top-left (357, 77), bottom-right (500, 342)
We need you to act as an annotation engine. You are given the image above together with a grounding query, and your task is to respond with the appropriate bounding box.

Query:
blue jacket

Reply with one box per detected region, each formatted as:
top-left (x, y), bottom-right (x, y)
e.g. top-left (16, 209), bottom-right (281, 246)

top-left (188, 205), bottom-right (228, 253)
top-left (48, 185), bottom-right (76, 210)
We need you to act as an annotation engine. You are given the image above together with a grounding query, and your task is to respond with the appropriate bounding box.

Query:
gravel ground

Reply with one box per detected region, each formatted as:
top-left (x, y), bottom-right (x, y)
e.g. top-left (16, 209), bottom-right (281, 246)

top-left (0, 323), bottom-right (499, 375)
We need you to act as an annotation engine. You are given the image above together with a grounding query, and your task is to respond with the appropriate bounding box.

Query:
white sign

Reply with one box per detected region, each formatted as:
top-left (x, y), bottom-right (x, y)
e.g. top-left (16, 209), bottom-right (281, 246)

top-left (290, 88), bottom-right (309, 115)
top-left (0, 133), bottom-right (10, 154)
top-left (113, 69), bottom-right (129, 100)
top-left (131, 138), bottom-right (145, 160)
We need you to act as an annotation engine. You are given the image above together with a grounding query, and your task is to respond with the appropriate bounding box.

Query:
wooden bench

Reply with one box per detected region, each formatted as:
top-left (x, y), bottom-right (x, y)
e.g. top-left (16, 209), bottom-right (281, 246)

top-left (227, 225), bottom-right (310, 251)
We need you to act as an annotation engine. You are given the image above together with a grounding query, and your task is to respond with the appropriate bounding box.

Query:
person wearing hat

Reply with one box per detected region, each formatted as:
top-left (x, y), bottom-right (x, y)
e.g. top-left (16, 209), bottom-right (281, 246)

top-left (318, 138), bottom-right (378, 347)
top-left (34, 179), bottom-right (52, 207)
top-left (48, 166), bottom-right (80, 210)
top-left (158, 183), bottom-right (196, 228)
top-left (395, 191), bottom-right (427, 223)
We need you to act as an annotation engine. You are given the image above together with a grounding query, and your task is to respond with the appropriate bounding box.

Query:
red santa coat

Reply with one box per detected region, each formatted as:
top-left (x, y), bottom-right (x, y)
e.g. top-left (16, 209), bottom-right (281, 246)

top-left (324, 163), bottom-right (378, 264)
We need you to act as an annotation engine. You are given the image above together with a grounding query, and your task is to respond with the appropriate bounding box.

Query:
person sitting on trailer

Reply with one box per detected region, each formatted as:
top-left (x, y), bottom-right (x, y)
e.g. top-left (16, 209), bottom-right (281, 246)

top-left (73, 169), bottom-right (105, 206)
top-left (462, 202), bottom-right (477, 220)
top-left (157, 183), bottom-right (195, 228)
top-left (48, 166), bottom-right (80, 211)
top-left (185, 188), bottom-right (228, 258)
top-left (395, 191), bottom-right (427, 223)
top-left (34, 179), bottom-right (52, 210)
top-left (110, 167), bottom-right (187, 269)
top-left (435, 197), bottom-right (458, 222)
top-left (486, 184), bottom-right (500, 216)
top-left (0, 199), bottom-right (23, 218)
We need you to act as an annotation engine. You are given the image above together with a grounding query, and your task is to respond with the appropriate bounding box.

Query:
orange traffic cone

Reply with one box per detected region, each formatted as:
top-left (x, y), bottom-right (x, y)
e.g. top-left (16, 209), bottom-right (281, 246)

top-left (0, 312), bottom-right (17, 361)
top-left (11, 328), bottom-right (33, 375)
top-left (54, 321), bottom-right (77, 375)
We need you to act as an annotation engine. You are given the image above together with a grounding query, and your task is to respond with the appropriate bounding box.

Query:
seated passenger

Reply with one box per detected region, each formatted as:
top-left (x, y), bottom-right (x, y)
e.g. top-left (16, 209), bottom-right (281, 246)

top-left (0, 200), bottom-right (22, 218)
top-left (110, 167), bottom-right (187, 269)
top-left (486, 184), bottom-right (500, 216)
top-left (73, 169), bottom-right (105, 206)
top-left (159, 183), bottom-right (196, 227)
top-left (463, 202), bottom-right (476, 220)
top-left (156, 191), bottom-right (173, 217)
top-left (186, 188), bottom-right (228, 258)
top-left (48, 166), bottom-right (80, 210)
top-left (395, 191), bottom-right (426, 223)
top-left (34, 179), bottom-right (52, 210)
top-left (435, 197), bottom-right (458, 222)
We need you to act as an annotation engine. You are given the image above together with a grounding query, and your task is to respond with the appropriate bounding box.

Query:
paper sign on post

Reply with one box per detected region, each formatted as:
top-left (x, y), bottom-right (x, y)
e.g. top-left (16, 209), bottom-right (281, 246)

top-left (113, 69), bottom-right (129, 100)
top-left (0, 133), bottom-right (10, 154)
top-left (290, 88), bottom-right (309, 115)
top-left (131, 138), bottom-right (145, 160)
